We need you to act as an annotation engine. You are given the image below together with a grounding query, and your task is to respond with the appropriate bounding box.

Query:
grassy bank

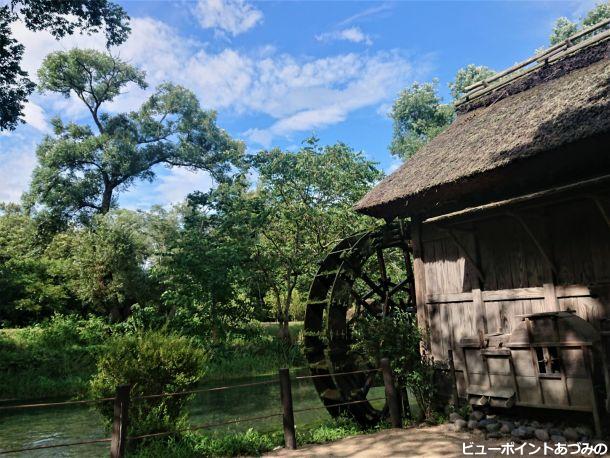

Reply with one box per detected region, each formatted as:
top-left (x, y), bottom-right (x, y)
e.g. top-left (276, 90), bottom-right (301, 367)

top-left (0, 316), bottom-right (306, 400)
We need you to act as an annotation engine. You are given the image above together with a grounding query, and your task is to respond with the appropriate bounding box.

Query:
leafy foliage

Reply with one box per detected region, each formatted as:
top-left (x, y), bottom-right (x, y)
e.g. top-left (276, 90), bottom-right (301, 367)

top-left (550, 17), bottom-right (580, 45)
top-left (0, 0), bottom-right (129, 130)
top-left (46, 213), bottom-right (152, 321)
top-left (389, 81), bottom-right (454, 160)
top-left (0, 314), bottom-right (111, 398)
top-left (27, 49), bottom-right (243, 226)
top-left (449, 64), bottom-right (496, 100)
top-left (549, 2), bottom-right (610, 45)
top-left (90, 331), bottom-right (206, 438)
top-left (129, 416), bottom-right (365, 458)
top-left (251, 138), bottom-right (382, 337)
top-left (152, 177), bottom-right (260, 339)
top-left (350, 310), bottom-right (437, 419)
top-left (0, 204), bottom-right (74, 325)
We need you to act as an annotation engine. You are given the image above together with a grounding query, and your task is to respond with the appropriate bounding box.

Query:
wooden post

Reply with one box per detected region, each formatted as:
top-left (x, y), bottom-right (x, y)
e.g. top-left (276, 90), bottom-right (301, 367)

top-left (582, 346), bottom-right (603, 438)
top-left (448, 349), bottom-right (460, 407)
top-left (279, 368), bottom-right (296, 450)
top-left (110, 384), bottom-right (130, 458)
top-left (380, 358), bottom-right (402, 428)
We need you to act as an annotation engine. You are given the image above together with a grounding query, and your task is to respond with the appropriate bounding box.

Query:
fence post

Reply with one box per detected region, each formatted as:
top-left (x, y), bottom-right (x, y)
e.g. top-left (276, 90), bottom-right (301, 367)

top-left (380, 358), bottom-right (402, 428)
top-left (279, 368), bottom-right (297, 450)
top-left (110, 384), bottom-right (131, 458)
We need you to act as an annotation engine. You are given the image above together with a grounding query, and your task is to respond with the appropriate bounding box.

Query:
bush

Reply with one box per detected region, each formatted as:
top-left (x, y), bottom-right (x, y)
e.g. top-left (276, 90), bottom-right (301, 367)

top-left (350, 310), bottom-right (438, 419)
top-left (90, 331), bottom-right (206, 438)
top-left (0, 314), bottom-right (111, 398)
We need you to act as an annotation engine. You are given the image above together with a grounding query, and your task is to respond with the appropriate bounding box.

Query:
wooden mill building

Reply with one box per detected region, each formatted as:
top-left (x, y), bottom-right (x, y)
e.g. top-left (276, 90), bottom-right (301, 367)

top-left (355, 22), bottom-right (610, 434)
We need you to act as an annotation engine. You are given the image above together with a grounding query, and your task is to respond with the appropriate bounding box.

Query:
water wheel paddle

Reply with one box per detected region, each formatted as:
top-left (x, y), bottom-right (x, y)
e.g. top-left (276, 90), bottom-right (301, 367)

top-left (304, 220), bottom-right (415, 426)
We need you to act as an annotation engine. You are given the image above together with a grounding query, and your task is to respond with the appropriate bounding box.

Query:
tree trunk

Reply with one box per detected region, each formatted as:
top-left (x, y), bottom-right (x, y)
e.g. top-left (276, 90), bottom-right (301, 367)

top-left (101, 184), bottom-right (113, 214)
top-left (278, 279), bottom-right (296, 343)
top-left (274, 294), bottom-right (292, 343)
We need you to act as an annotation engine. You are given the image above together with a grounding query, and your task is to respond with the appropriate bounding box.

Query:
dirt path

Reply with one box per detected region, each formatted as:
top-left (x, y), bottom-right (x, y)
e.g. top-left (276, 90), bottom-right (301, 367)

top-left (264, 424), bottom-right (559, 457)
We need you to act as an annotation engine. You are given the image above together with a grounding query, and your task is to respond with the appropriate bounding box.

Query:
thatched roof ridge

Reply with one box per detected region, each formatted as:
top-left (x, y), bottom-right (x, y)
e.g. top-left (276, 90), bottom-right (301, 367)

top-left (355, 40), bottom-right (610, 218)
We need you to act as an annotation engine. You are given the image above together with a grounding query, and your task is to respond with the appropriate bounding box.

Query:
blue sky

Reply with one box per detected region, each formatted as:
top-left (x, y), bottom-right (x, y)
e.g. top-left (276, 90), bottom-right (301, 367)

top-left (0, 0), bottom-right (598, 209)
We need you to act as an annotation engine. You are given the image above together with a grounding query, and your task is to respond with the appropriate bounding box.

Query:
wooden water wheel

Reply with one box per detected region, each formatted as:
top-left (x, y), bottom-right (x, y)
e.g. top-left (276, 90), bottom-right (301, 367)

top-left (303, 220), bottom-right (416, 425)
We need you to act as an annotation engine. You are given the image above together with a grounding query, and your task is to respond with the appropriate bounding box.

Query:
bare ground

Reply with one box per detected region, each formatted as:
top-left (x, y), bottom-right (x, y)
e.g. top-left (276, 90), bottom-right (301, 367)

top-left (264, 424), bottom-right (587, 457)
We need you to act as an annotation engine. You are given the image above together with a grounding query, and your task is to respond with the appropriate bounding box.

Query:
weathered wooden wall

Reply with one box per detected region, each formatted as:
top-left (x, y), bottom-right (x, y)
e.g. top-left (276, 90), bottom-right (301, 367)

top-left (413, 195), bottom-right (610, 396)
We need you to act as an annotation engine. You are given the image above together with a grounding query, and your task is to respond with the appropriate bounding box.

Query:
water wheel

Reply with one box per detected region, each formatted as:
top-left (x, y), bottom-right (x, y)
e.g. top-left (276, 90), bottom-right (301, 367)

top-left (303, 220), bottom-right (415, 426)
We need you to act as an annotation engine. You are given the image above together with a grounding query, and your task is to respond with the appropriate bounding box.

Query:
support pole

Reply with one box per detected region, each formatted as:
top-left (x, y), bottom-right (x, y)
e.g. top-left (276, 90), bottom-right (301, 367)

top-left (279, 368), bottom-right (297, 450)
top-left (110, 384), bottom-right (130, 458)
top-left (380, 358), bottom-right (402, 428)
top-left (448, 349), bottom-right (460, 407)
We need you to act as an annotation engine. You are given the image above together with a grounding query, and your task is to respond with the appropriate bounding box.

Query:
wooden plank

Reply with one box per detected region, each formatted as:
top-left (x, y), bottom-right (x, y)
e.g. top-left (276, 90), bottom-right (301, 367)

top-left (426, 285), bottom-right (592, 304)
top-left (412, 220), bottom-right (430, 347)
top-left (483, 287), bottom-right (544, 302)
top-left (473, 288), bottom-right (486, 336)
top-left (426, 292), bottom-right (473, 303)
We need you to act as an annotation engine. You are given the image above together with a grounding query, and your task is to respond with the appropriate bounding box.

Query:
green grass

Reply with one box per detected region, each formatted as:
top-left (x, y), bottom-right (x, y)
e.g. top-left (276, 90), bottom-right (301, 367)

top-left (205, 322), bottom-right (306, 381)
top-left (0, 318), bottom-right (306, 400)
top-left (130, 416), bottom-right (373, 457)
top-left (0, 315), bottom-right (111, 399)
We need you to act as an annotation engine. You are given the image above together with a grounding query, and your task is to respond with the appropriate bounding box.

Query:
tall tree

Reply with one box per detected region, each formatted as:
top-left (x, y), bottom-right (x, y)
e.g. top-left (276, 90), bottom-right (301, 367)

top-left (449, 64), bottom-right (496, 100)
top-left (251, 138), bottom-right (382, 339)
top-left (0, 0), bottom-right (130, 131)
top-left (389, 81), bottom-right (454, 160)
top-left (154, 176), bottom-right (260, 339)
top-left (549, 2), bottom-right (610, 45)
top-left (45, 212), bottom-right (152, 321)
top-left (26, 49), bottom-right (243, 227)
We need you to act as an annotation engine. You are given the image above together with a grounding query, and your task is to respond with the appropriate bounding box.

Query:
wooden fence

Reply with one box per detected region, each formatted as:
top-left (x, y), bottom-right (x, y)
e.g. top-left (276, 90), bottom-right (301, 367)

top-left (0, 358), bottom-right (402, 457)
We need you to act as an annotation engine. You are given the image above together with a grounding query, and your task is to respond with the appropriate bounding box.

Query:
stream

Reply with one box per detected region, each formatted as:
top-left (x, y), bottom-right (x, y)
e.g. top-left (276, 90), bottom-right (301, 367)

top-left (0, 372), bottom-right (385, 456)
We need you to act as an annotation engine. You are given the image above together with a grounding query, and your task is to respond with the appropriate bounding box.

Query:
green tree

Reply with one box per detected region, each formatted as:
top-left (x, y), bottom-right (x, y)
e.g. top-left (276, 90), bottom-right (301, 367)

top-left (154, 177), bottom-right (260, 339)
top-left (550, 17), bottom-right (579, 45)
top-left (0, 1), bottom-right (129, 131)
top-left (549, 2), bottom-right (610, 45)
top-left (582, 2), bottom-right (610, 28)
top-left (251, 138), bottom-right (382, 339)
top-left (449, 64), bottom-right (496, 100)
top-left (27, 49), bottom-right (243, 227)
top-left (0, 204), bottom-right (72, 325)
top-left (46, 213), bottom-right (152, 321)
top-left (389, 81), bottom-right (454, 160)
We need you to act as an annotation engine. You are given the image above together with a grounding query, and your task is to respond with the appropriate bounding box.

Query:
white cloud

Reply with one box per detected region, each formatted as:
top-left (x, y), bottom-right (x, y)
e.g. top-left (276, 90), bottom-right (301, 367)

top-left (8, 15), bottom-right (421, 155)
top-left (22, 102), bottom-right (50, 133)
top-left (194, 0), bottom-right (263, 36)
top-left (155, 168), bottom-right (215, 205)
top-left (338, 3), bottom-right (392, 27)
top-left (316, 27), bottom-right (373, 45)
top-left (242, 51), bottom-right (416, 146)
top-left (0, 140), bottom-right (38, 202)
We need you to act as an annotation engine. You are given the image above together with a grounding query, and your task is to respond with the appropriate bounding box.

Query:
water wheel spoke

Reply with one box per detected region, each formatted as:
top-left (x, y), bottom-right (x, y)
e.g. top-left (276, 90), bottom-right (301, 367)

top-left (388, 278), bottom-right (410, 297)
top-left (350, 289), bottom-right (379, 316)
top-left (361, 373), bottom-right (376, 397)
top-left (377, 248), bottom-right (392, 315)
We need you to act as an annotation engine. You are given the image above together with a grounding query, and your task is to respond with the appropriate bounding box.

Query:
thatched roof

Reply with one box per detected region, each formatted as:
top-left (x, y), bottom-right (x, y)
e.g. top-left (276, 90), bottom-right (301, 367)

top-left (356, 39), bottom-right (610, 219)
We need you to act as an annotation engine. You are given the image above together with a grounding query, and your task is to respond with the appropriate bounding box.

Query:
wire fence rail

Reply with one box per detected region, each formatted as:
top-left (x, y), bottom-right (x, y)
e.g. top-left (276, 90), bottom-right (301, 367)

top-left (0, 358), bottom-right (402, 457)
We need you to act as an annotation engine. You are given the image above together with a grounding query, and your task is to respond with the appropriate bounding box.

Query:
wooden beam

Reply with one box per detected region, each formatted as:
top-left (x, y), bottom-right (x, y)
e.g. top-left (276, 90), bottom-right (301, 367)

top-left (426, 284), bottom-right (590, 304)
top-left (423, 174), bottom-right (610, 225)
